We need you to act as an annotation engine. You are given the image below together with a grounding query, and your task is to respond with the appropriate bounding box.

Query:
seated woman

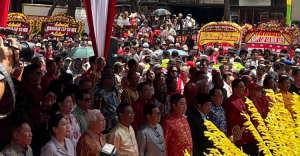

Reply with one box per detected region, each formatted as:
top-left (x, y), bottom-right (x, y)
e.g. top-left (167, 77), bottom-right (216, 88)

top-left (41, 114), bottom-right (75, 155)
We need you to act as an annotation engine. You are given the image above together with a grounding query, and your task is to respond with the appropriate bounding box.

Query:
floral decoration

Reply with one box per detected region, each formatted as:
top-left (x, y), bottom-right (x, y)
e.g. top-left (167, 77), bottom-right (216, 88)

top-left (7, 13), bottom-right (35, 38)
top-left (200, 21), bottom-right (242, 32)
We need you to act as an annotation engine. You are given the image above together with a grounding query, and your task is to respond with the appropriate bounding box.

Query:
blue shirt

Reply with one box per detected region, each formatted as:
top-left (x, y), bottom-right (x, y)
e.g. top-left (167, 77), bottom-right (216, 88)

top-left (207, 103), bottom-right (227, 136)
top-left (94, 83), bottom-right (120, 132)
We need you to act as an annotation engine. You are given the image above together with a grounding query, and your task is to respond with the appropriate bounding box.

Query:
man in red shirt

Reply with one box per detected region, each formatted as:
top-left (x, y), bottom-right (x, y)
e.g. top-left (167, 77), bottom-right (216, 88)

top-left (223, 79), bottom-right (256, 155)
top-left (41, 59), bottom-right (58, 94)
top-left (132, 82), bottom-right (153, 132)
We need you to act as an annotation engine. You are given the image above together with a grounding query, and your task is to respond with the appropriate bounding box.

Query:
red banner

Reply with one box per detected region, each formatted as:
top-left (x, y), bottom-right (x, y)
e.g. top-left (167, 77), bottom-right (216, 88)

top-left (245, 31), bottom-right (293, 54)
top-left (36, 13), bottom-right (84, 40)
top-left (7, 13), bottom-right (35, 38)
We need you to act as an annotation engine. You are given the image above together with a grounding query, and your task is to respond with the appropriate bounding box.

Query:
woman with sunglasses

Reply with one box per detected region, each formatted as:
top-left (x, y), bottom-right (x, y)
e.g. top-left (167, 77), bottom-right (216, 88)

top-left (51, 92), bottom-right (81, 151)
top-left (167, 66), bottom-right (184, 94)
top-left (41, 114), bottom-right (75, 155)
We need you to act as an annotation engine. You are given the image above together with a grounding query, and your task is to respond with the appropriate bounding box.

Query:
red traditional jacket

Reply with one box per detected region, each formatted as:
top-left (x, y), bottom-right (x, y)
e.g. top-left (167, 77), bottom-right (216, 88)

top-left (162, 113), bottom-right (193, 156)
top-left (223, 95), bottom-right (255, 145)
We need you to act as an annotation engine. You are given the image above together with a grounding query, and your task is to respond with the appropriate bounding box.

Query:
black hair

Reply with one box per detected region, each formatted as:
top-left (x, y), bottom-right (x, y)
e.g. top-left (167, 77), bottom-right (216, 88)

top-left (217, 55), bottom-right (224, 62)
top-left (22, 64), bottom-right (40, 80)
top-left (209, 87), bottom-right (222, 97)
top-left (155, 72), bottom-right (164, 79)
top-left (48, 114), bottom-right (65, 136)
top-left (263, 75), bottom-right (274, 88)
top-left (128, 59), bottom-right (137, 69)
top-left (59, 73), bottom-right (73, 85)
top-left (137, 82), bottom-right (149, 92)
top-left (197, 94), bottom-right (211, 106)
top-left (54, 56), bottom-right (63, 63)
top-left (116, 103), bottom-right (131, 120)
top-left (50, 92), bottom-right (71, 115)
top-left (251, 49), bottom-right (258, 56)
top-left (46, 79), bottom-right (63, 95)
top-left (172, 50), bottom-right (179, 57)
top-left (37, 32), bottom-right (44, 37)
top-left (64, 84), bottom-right (80, 95)
top-left (208, 49), bottom-right (215, 56)
top-left (153, 77), bottom-right (164, 88)
top-left (167, 65), bottom-right (177, 77)
top-left (268, 72), bottom-right (278, 81)
top-left (195, 71), bottom-right (206, 79)
top-left (280, 49), bottom-right (288, 54)
top-left (274, 62), bottom-right (285, 71)
top-left (232, 79), bottom-right (243, 89)
top-left (258, 49), bottom-right (263, 55)
top-left (170, 94), bottom-right (185, 111)
top-left (46, 59), bottom-right (55, 67)
top-left (89, 56), bottom-right (98, 64)
top-left (75, 89), bottom-right (90, 104)
top-left (143, 104), bottom-right (158, 119)
top-left (166, 76), bottom-right (177, 93)
top-left (257, 65), bottom-right (266, 72)
top-left (278, 74), bottom-right (289, 84)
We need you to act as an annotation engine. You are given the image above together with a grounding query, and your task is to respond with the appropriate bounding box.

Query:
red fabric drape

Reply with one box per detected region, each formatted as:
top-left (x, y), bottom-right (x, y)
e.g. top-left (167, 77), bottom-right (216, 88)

top-left (104, 0), bottom-right (117, 59)
top-left (0, 0), bottom-right (10, 27)
top-left (83, 0), bottom-right (98, 57)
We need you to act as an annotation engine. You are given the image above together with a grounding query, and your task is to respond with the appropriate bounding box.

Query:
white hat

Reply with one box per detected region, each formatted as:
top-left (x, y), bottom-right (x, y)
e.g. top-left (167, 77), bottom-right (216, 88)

top-left (143, 42), bottom-right (149, 48)
top-left (43, 39), bottom-right (48, 42)
top-left (35, 43), bottom-right (41, 47)
top-left (182, 45), bottom-right (188, 51)
top-left (186, 16), bottom-right (191, 20)
top-left (295, 48), bottom-right (300, 53)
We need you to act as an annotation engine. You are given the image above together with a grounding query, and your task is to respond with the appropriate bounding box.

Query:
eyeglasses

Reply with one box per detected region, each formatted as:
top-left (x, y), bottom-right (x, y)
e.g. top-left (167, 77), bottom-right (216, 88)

top-left (81, 98), bottom-right (92, 102)
top-left (171, 70), bottom-right (178, 73)
top-left (125, 111), bottom-right (135, 115)
top-left (153, 112), bottom-right (161, 117)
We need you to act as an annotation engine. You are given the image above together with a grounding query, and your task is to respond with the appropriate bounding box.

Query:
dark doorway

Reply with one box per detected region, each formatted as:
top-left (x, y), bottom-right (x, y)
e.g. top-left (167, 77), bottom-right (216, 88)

top-left (170, 6), bottom-right (224, 26)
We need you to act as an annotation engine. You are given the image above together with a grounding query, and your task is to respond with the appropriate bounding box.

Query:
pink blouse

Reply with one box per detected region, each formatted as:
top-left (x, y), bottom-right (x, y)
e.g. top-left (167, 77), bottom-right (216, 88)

top-left (207, 56), bottom-right (216, 64)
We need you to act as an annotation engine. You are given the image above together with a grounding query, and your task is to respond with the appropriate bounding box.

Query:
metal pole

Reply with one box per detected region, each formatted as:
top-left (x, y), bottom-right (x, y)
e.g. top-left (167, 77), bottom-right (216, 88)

top-left (31, 0), bottom-right (33, 4)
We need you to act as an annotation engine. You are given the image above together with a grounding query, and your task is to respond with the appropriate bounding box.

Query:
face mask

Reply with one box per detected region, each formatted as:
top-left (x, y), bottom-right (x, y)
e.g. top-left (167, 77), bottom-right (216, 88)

top-left (180, 73), bottom-right (186, 80)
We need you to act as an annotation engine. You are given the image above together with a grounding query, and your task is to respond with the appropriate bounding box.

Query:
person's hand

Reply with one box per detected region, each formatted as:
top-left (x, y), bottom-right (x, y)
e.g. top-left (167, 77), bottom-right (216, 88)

top-left (0, 37), bottom-right (20, 72)
top-left (229, 135), bottom-right (234, 142)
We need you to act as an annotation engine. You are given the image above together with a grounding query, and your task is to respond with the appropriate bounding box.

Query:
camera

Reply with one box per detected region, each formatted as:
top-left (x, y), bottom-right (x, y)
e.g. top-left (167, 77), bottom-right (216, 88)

top-left (0, 27), bottom-right (35, 63)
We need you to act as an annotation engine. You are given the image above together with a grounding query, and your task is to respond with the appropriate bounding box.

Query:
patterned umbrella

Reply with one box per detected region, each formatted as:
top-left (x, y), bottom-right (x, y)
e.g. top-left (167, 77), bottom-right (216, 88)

top-left (152, 9), bottom-right (171, 16)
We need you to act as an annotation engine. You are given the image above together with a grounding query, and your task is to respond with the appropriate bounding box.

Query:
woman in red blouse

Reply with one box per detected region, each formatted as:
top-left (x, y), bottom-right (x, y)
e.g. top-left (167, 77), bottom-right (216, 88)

top-left (45, 45), bottom-right (54, 58)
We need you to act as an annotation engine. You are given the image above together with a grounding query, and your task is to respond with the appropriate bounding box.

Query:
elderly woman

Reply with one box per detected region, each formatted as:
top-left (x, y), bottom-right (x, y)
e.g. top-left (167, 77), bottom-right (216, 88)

top-left (51, 92), bottom-right (81, 150)
top-left (76, 109), bottom-right (106, 156)
top-left (70, 58), bottom-right (84, 84)
top-left (41, 114), bottom-right (75, 155)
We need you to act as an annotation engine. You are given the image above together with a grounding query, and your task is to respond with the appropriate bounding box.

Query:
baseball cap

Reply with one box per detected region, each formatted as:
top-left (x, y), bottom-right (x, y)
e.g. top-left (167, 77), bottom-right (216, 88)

top-left (43, 39), bottom-right (48, 42)
top-left (152, 64), bottom-right (162, 71)
top-left (295, 48), bottom-right (300, 53)
top-left (35, 43), bottom-right (41, 47)
top-left (248, 83), bottom-right (263, 91)
top-left (234, 41), bottom-right (239, 45)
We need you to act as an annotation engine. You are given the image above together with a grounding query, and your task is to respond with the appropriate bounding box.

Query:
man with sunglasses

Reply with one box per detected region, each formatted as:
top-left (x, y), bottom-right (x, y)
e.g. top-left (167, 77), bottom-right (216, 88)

top-left (73, 89), bottom-right (92, 133)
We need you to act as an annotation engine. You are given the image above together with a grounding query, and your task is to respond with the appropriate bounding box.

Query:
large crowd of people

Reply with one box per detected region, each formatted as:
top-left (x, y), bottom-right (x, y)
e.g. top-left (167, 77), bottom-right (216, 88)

top-left (0, 10), bottom-right (300, 156)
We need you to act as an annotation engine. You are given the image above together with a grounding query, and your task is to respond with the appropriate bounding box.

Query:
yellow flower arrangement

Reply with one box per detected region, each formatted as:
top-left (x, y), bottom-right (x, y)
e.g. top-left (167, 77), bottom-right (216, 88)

top-left (7, 13), bottom-right (35, 38)
top-left (200, 21), bottom-right (242, 32)
top-left (184, 89), bottom-right (300, 156)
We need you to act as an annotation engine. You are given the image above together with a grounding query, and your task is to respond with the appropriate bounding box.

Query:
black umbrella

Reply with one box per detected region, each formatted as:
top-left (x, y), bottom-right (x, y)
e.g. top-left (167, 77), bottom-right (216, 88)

top-left (114, 19), bottom-right (131, 26)
top-left (152, 9), bottom-right (171, 16)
